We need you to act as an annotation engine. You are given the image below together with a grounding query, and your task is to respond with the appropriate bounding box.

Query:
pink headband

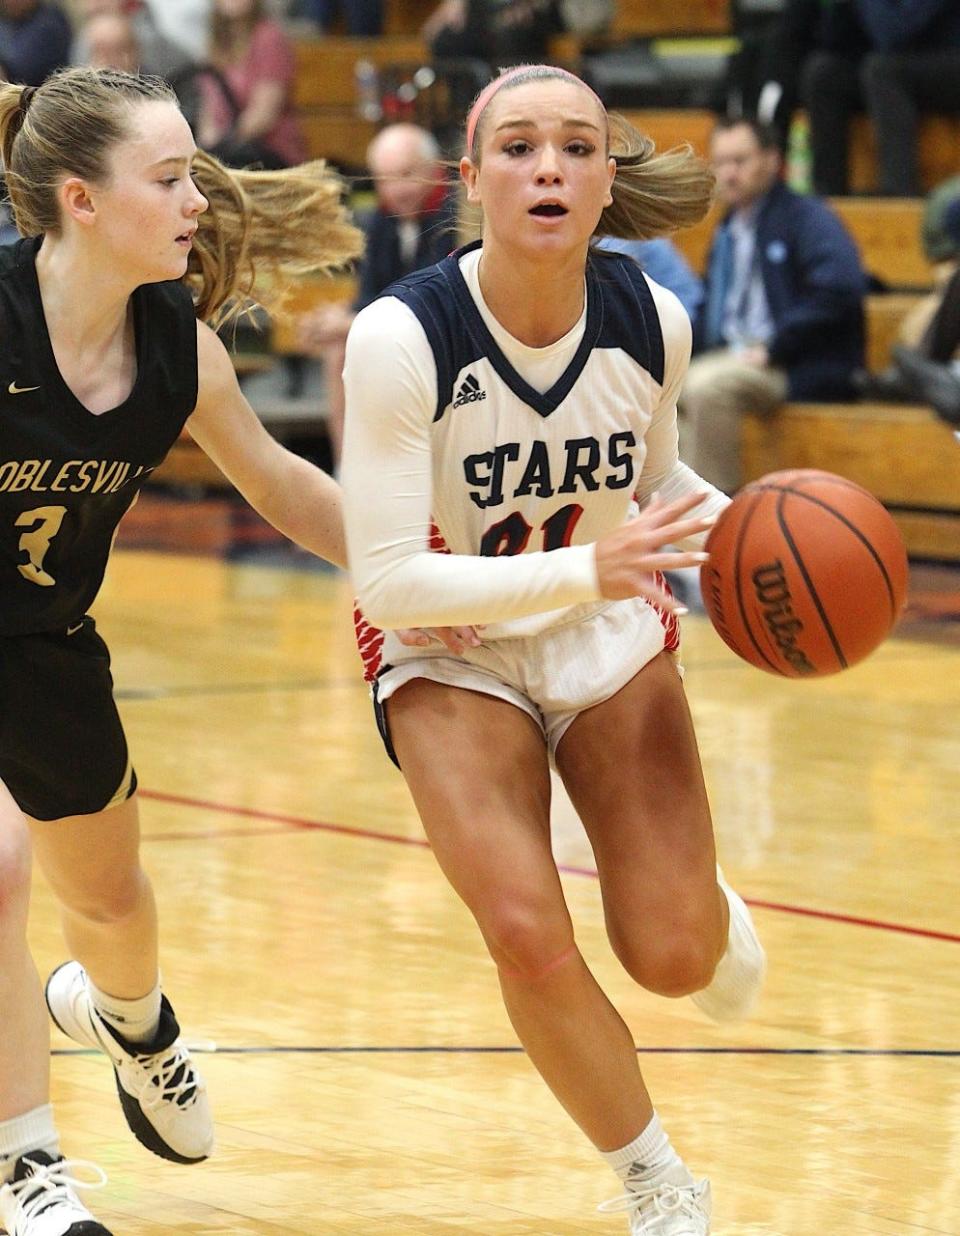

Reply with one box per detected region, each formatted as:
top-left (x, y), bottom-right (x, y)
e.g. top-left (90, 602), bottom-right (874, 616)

top-left (465, 64), bottom-right (605, 156)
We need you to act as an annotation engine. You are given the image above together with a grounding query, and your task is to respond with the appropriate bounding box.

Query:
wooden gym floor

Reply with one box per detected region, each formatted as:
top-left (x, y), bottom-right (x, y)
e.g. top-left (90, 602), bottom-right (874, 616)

top-left (25, 493), bottom-right (960, 1235)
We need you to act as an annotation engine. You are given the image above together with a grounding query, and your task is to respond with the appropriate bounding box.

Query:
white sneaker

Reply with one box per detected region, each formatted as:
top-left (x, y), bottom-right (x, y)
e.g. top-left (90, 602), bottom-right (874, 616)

top-left (45, 962), bottom-right (213, 1164)
top-left (690, 868), bottom-right (766, 1022)
top-left (599, 1177), bottom-right (711, 1234)
top-left (0, 1150), bottom-right (111, 1236)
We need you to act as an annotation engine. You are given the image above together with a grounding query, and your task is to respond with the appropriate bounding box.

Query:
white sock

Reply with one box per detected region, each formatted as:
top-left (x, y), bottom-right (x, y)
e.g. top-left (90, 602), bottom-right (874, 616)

top-left (601, 1112), bottom-right (694, 1190)
top-left (88, 976), bottom-right (162, 1044)
top-left (0, 1105), bottom-right (60, 1183)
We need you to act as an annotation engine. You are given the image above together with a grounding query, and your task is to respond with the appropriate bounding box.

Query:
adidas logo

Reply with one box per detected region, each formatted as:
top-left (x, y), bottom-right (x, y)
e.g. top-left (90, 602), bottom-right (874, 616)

top-left (453, 373), bottom-right (487, 408)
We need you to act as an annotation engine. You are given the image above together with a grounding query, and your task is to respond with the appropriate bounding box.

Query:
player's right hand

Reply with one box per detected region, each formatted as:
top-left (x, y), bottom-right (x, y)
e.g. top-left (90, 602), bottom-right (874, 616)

top-left (396, 625), bottom-right (483, 652)
top-left (594, 491), bottom-right (714, 612)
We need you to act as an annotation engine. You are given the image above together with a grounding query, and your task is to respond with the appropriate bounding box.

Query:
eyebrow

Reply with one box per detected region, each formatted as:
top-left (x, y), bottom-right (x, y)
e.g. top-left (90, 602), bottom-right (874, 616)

top-left (147, 155), bottom-right (196, 169)
top-left (492, 117), bottom-right (603, 134)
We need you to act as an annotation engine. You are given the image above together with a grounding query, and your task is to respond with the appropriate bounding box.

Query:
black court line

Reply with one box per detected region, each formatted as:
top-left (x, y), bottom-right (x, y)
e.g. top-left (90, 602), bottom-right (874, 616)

top-left (51, 1045), bottom-right (960, 1058)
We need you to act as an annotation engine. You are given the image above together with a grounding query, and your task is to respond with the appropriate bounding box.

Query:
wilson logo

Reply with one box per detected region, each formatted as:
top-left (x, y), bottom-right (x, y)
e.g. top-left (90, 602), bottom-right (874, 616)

top-left (752, 559), bottom-right (816, 674)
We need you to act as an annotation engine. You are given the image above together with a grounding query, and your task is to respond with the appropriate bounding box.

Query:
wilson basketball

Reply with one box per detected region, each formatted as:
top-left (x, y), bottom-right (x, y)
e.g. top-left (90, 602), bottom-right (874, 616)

top-left (700, 470), bottom-right (909, 678)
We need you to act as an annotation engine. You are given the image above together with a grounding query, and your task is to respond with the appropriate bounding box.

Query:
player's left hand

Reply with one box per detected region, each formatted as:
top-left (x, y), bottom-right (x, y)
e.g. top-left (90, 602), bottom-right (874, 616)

top-left (396, 626), bottom-right (483, 652)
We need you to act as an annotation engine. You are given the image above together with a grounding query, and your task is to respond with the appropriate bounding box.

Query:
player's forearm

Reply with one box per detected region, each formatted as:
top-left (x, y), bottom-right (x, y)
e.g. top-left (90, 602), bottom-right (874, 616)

top-left (246, 451), bottom-right (346, 568)
top-left (354, 543), bottom-right (600, 630)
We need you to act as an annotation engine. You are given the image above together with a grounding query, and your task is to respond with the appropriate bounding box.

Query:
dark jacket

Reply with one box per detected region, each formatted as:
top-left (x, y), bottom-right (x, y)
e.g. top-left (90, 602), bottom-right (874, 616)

top-left (853, 0), bottom-right (960, 52)
top-left (354, 184), bottom-right (459, 313)
top-left (696, 180), bottom-right (867, 400)
top-left (0, 1), bottom-right (71, 85)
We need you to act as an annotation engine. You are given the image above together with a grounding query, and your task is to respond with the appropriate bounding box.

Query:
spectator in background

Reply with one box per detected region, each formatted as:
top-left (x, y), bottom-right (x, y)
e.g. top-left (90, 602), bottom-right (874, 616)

top-left (739, 0), bottom-right (867, 150)
top-left (0, 0), bottom-right (71, 84)
top-left (596, 236), bottom-right (704, 324)
top-left (146, 0), bottom-right (210, 62)
top-left (803, 0), bottom-right (960, 196)
top-left (298, 0), bottom-right (382, 36)
top-left (72, 1), bottom-right (195, 84)
top-left (423, 0), bottom-right (562, 72)
top-left (681, 117), bottom-right (866, 493)
top-left (82, 9), bottom-right (138, 71)
top-left (856, 174), bottom-right (960, 424)
top-left (198, 0), bottom-right (306, 169)
top-left (299, 122), bottom-right (456, 469)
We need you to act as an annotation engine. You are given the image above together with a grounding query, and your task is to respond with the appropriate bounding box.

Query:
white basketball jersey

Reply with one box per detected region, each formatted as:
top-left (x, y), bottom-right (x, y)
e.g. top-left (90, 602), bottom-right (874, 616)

top-left (346, 241), bottom-right (709, 683)
top-left (416, 243), bottom-right (675, 568)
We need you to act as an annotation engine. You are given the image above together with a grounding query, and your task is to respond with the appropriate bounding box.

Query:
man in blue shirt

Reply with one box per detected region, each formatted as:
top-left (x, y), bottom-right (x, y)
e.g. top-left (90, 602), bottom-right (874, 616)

top-left (681, 117), bottom-right (866, 492)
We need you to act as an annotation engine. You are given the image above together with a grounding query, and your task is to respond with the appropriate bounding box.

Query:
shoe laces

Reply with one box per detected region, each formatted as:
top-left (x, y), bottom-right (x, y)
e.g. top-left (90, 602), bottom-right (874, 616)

top-left (132, 1041), bottom-right (201, 1111)
top-left (598, 1179), bottom-right (706, 1234)
top-left (8, 1157), bottom-right (106, 1227)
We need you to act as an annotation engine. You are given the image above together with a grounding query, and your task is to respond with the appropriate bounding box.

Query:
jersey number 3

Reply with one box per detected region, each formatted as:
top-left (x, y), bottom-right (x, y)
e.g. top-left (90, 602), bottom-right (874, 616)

top-left (16, 505), bottom-right (67, 587)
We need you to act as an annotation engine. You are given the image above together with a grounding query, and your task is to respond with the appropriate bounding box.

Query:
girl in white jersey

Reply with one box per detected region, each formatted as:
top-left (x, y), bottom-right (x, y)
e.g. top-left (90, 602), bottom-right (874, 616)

top-left (0, 67), bottom-right (362, 1236)
top-left (343, 66), bottom-right (767, 1235)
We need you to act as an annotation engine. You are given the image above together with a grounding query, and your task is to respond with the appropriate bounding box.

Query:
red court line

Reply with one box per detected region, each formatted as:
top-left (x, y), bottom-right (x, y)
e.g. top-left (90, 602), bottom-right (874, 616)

top-left (139, 788), bottom-right (960, 945)
top-left (139, 788), bottom-right (432, 851)
top-left (746, 899), bottom-right (960, 944)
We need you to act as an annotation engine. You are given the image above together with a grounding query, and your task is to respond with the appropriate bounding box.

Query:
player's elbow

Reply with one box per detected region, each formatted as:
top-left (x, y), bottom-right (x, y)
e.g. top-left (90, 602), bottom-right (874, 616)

top-left (354, 579), bottom-right (421, 631)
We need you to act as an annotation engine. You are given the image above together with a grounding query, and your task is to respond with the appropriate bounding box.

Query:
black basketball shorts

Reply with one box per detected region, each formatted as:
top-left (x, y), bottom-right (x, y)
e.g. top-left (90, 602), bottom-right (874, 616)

top-left (0, 617), bottom-right (137, 821)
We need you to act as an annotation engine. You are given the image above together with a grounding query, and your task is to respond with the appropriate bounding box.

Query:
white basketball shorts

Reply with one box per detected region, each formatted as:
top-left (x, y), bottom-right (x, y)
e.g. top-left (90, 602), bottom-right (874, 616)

top-left (372, 596), bottom-right (681, 765)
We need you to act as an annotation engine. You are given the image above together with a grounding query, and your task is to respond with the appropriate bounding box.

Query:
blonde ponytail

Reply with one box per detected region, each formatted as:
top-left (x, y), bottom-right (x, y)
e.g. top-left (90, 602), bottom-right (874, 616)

top-left (187, 152), bottom-right (362, 327)
top-left (597, 114), bottom-right (715, 241)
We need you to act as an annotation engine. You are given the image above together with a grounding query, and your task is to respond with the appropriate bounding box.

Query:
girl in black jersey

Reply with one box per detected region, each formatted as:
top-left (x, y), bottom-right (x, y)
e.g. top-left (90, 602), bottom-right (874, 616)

top-left (0, 67), bottom-right (361, 1236)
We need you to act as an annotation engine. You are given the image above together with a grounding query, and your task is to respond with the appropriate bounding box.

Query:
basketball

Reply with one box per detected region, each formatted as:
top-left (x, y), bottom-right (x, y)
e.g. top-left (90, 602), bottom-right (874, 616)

top-left (699, 470), bottom-right (909, 678)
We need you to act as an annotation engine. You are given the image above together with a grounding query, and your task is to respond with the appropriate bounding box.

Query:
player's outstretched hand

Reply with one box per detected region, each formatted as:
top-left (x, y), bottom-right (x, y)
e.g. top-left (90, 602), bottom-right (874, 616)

top-left (595, 491), bottom-right (715, 611)
top-left (396, 626), bottom-right (483, 652)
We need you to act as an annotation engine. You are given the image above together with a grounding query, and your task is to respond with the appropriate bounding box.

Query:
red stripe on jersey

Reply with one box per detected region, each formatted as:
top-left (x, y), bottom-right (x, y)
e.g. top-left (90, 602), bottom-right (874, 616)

top-left (651, 569), bottom-right (681, 652)
top-left (427, 522), bottom-right (452, 555)
top-left (354, 605), bottom-right (384, 684)
top-left (353, 522), bottom-right (452, 683)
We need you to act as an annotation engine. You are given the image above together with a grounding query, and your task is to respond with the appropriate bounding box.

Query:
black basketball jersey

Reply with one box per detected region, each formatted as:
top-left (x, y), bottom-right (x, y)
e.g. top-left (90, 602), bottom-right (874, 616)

top-left (0, 238), bottom-right (198, 636)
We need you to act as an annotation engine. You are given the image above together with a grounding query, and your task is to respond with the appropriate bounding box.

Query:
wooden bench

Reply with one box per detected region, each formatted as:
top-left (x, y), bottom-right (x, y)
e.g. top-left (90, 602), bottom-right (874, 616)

top-left (743, 401), bottom-right (960, 560)
top-left (156, 399), bottom-right (960, 557)
top-left (848, 114), bottom-right (960, 196)
top-left (830, 197), bottom-right (930, 289)
top-left (864, 292), bottom-right (926, 373)
top-left (294, 35), bottom-right (428, 167)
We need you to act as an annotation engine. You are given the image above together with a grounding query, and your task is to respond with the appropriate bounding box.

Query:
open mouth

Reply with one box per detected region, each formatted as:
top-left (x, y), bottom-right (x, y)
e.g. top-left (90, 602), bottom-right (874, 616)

top-left (530, 203), bottom-right (568, 217)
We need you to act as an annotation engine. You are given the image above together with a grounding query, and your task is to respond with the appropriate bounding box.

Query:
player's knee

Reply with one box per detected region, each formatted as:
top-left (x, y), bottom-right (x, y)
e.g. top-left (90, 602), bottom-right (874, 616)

top-left (59, 865), bottom-right (149, 925)
top-left (481, 901), bottom-right (575, 982)
top-left (0, 821), bottom-right (33, 919)
top-left (613, 930), bottom-right (717, 998)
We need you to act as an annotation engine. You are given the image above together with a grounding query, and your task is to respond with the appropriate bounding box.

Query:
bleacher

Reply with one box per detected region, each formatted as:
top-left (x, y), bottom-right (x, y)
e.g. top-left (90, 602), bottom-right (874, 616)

top-left (156, 0), bottom-right (960, 560)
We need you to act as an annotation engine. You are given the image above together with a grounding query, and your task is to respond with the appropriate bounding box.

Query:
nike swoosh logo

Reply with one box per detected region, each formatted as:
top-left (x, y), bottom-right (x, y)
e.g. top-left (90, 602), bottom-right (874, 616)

top-left (66, 622), bottom-right (84, 636)
top-left (8, 381), bottom-right (40, 394)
